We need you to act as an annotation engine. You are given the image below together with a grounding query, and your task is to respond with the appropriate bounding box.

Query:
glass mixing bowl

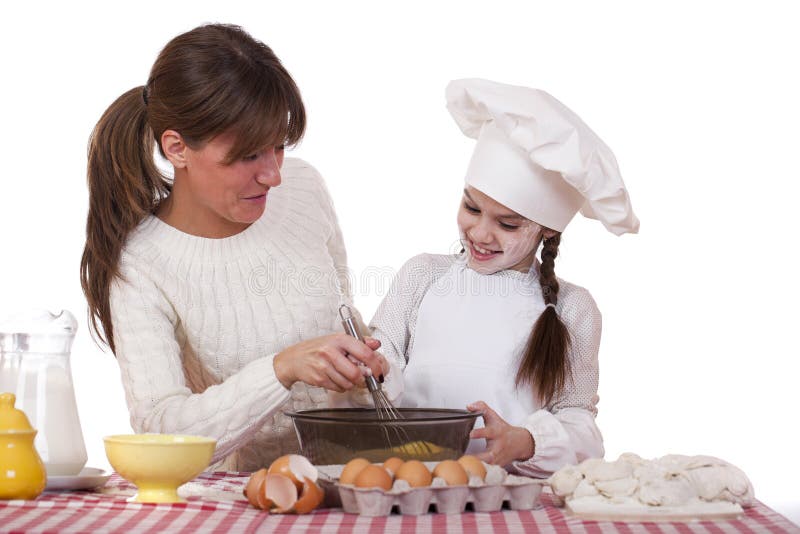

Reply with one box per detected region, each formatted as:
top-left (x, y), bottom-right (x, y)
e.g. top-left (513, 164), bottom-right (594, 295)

top-left (285, 408), bottom-right (482, 465)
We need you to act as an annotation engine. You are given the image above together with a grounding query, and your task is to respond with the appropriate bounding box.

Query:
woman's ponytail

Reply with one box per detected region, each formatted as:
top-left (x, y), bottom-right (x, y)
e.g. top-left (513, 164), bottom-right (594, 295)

top-left (515, 233), bottom-right (572, 405)
top-left (80, 86), bottom-right (171, 353)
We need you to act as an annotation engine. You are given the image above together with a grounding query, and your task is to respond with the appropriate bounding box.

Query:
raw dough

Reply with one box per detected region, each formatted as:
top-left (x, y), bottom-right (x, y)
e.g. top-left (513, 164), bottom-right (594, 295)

top-left (549, 453), bottom-right (754, 512)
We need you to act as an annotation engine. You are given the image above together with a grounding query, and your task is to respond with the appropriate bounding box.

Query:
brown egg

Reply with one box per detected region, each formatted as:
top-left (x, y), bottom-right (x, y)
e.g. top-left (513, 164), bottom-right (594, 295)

top-left (382, 457), bottom-right (405, 477)
top-left (394, 460), bottom-right (432, 487)
top-left (457, 455), bottom-right (487, 480)
top-left (339, 458), bottom-right (370, 485)
top-left (433, 460), bottom-right (469, 486)
top-left (354, 464), bottom-right (393, 490)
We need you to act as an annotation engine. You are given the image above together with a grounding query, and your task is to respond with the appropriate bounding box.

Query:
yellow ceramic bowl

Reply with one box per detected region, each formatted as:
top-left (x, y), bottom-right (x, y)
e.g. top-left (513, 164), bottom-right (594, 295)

top-left (103, 434), bottom-right (216, 503)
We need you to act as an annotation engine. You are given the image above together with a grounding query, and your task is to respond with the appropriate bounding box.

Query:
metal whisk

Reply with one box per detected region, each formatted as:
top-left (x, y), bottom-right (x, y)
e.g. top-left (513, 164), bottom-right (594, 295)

top-left (338, 305), bottom-right (432, 458)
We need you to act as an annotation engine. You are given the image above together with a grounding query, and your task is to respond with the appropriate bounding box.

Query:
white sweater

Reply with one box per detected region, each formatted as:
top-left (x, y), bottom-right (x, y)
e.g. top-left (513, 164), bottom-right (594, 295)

top-left (109, 158), bottom-right (351, 471)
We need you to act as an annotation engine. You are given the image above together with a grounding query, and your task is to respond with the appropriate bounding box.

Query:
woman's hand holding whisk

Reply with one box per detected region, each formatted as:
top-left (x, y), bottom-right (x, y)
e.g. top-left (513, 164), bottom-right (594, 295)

top-left (467, 401), bottom-right (535, 467)
top-left (273, 333), bottom-right (385, 392)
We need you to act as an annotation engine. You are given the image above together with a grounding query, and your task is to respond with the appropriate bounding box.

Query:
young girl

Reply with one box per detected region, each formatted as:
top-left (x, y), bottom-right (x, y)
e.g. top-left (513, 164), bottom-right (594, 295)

top-left (369, 78), bottom-right (639, 478)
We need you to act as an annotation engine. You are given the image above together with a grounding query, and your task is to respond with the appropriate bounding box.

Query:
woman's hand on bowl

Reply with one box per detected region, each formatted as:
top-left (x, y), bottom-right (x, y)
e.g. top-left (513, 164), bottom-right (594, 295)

top-left (273, 334), bottom-right (384, 392)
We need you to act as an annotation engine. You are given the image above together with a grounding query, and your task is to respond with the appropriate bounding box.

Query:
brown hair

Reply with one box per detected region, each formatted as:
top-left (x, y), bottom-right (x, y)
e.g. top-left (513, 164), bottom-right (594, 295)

top-left (515, 233), bottom-right (572, 405)
top-left (80, 23), bottom-right (306, 353)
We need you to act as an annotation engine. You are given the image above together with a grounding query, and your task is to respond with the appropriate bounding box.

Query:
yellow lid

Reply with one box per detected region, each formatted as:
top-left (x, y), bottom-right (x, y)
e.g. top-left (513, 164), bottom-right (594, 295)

top-left (0, 392), bottom-right (36, 432)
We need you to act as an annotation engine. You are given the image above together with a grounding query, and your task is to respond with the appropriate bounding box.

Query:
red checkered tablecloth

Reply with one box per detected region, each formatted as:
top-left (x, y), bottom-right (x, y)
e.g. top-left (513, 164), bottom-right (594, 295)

top-left (0, 472), bottom-right (797, 533)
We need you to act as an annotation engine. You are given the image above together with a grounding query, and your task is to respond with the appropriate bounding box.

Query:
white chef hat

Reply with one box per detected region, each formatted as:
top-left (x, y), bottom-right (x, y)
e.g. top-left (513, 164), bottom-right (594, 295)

top-left (446, 78), bottom-right (639, 235)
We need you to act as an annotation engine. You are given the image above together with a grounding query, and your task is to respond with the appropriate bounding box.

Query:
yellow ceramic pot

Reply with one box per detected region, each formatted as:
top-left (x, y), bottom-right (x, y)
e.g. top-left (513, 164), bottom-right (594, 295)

top-left (0, 393), bottom-right (47, 500)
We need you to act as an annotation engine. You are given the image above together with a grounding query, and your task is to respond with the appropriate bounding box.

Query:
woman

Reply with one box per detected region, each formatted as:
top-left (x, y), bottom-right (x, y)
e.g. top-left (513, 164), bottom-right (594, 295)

top-left (80, 23), bottom-right (386, 470)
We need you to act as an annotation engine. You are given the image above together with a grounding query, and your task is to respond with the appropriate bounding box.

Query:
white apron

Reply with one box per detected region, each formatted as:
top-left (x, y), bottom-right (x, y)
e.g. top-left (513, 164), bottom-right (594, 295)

top-left (402, 259), bottom-right (546, 454)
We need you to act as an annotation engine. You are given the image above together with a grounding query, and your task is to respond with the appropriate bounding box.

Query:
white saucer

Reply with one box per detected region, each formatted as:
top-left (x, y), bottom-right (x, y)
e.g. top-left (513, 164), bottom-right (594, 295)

top-left (45, 467), bottom-right (111, 491)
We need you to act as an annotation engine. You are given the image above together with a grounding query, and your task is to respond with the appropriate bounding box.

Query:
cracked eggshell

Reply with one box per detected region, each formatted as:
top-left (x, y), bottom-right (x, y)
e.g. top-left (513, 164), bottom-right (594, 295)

top-left (259, 474), bottom-right (298, 512)
top-left (244, 468), bottom-right (268, 508)
top-left (268, 454), bottom-right (318, 492)
top-left (293, 479), bottom-right (325, 514)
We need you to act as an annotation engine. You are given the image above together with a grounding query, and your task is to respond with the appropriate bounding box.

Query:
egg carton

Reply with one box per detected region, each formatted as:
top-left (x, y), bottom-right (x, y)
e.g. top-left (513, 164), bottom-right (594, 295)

top-left (319, 463), bottom-right (544, 516)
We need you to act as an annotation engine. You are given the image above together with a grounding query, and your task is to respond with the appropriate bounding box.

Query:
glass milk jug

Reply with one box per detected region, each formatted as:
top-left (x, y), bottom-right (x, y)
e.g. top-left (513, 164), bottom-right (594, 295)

top-left (0, 310), bottom-right (88, 476)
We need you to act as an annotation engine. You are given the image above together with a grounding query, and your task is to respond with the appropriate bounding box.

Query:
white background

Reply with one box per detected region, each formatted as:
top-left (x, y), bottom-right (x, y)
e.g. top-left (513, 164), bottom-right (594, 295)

top-left (1, 0), bottom-right (798, 523)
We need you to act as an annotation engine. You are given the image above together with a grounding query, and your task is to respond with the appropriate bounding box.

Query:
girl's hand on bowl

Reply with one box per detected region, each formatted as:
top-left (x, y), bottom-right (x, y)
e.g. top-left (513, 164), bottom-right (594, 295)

top-left (273, 334), bottom-right (384, 392)
top-left (467, 401), bottom-right (535, 467)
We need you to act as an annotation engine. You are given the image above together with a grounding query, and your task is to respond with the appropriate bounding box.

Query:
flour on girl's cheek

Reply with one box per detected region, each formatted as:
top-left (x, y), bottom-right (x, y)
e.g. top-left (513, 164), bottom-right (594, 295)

top-left (461, 224), bottom-right (540, 275)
